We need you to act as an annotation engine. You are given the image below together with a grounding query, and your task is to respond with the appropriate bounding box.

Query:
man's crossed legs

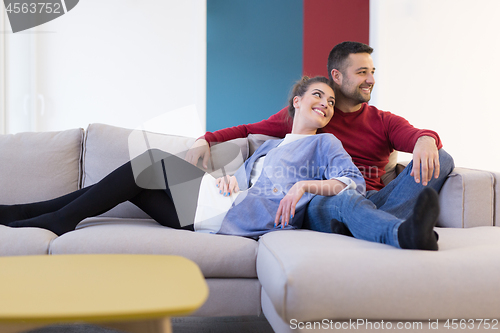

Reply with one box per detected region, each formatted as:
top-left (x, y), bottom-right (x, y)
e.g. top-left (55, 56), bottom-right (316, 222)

top-left (304, 149), bottom-right (455, 250)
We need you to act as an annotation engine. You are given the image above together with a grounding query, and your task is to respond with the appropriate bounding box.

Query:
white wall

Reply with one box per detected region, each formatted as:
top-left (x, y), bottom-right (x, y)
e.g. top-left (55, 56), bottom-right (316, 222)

top-left (370, 0), bottom-right (500, 172)
top-left (0, 4), bottom-right (5, 134)
top-left (4, 0), bottom-right (206, 138)
top-left (5, 0), bottom-right (499, 172)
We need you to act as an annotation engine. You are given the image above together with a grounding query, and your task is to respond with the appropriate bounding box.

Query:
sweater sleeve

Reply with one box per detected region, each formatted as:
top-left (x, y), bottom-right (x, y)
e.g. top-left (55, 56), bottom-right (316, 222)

top-left (382, 111), bottom-right (443, 153)
top-left (203, 107), bottom-right (292, 145)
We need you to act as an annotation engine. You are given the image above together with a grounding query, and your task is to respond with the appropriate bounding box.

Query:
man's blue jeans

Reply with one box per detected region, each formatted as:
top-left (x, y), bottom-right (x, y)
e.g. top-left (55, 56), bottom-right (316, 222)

top-left (303, 149), bottom-right (455, 248)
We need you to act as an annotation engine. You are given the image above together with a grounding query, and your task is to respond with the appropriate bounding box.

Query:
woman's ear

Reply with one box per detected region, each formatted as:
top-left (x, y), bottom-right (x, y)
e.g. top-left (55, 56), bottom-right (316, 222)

top-left (331, 69), bottom-right (342, 85)
top-left (293, 95), bottom-right (301, 109)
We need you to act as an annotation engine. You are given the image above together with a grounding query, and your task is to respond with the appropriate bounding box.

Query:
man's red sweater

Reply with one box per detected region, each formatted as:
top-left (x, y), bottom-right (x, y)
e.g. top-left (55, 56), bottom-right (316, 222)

top-left (204, 103), bottom-right (442, 191)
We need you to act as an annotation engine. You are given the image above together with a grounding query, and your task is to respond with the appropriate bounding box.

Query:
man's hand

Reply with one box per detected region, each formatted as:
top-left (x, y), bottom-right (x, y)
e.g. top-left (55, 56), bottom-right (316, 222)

top-left (215, 175), bottom-right (239, 197)
top-left (185, 138), bottom-right (211, 169)
top-left (275, 182), bottom-right (306, 229)
top-left (411, 136), bottom-right (440, 186)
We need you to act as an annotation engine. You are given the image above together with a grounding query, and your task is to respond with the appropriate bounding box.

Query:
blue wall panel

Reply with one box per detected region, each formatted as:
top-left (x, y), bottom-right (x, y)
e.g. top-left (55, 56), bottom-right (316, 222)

top-left (207, 0), bottom-right (303, 132)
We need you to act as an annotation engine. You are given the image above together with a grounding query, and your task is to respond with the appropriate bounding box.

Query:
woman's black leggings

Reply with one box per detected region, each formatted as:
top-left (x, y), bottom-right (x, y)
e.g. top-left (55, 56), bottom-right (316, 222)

top-left (0, 150), bottom-right (199, 235)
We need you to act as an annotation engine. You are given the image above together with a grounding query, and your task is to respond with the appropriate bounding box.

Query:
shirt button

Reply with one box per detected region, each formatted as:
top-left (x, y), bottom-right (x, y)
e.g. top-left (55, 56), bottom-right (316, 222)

top-left (273, 188), bottom-right (278, 193)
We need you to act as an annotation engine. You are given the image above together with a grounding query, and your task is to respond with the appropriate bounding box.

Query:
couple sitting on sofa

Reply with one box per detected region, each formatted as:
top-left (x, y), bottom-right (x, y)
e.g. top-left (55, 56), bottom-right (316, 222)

top-left (2, 74), bottom-right (444, 251)
top-left (0, 41), bottom-right (454, 251)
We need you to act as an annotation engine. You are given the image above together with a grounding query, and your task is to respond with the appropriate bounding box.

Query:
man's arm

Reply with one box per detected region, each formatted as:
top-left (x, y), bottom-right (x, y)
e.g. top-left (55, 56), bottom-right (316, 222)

top-left (185, 107), bottom-right (292, 168)
top-left (411, 136), bottom-right (440, 186)
top-left (383, 112), bottom-right (443, 186)
top-left (203, 107), bottom-right (291, 144)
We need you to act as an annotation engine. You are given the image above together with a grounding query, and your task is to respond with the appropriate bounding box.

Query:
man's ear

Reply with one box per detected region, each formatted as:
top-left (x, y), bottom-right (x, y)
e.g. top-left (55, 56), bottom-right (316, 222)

top-left (331, 69), bottom-right (342, 85)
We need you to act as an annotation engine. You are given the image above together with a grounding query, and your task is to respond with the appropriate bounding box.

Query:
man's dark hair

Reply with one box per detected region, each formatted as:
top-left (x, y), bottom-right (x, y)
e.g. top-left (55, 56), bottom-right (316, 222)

top-left (327, 41), bottom-right (373, 80)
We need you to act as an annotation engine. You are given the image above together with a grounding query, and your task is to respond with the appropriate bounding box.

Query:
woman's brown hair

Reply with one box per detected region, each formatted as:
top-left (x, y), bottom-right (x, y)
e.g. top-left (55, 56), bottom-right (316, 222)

top-left (287, 76), bottom-right (334, 120)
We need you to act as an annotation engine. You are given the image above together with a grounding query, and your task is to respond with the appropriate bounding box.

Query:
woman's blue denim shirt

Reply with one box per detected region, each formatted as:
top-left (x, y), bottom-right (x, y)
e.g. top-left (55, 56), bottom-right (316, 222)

top-left (217, 134), bottom-right (366, 238)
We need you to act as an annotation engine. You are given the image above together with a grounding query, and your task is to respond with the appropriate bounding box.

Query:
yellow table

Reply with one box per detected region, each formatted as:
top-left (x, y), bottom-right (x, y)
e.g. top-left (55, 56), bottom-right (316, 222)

top-left (0, 254), bottom-right (208, 333)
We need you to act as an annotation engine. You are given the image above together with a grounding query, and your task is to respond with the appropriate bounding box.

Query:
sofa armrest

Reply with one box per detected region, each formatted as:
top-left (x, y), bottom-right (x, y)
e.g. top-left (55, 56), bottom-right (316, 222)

top-left (438, 167), bottom-right (496, 228)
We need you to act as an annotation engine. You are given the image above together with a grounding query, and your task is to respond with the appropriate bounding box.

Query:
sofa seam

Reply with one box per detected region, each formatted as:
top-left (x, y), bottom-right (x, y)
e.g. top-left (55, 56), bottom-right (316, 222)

top-left (460, 173), bottom-right (465, 228)
top-left (258, 236), bottom-right (289, 320)
top-left (78, 127), bottom-right (85, 190)
top-left (489, 172), bottom-right (495, 227)
top-left (80, 124), bottom-right (91, 189)
top-left (243, 137), bottom-right (250, 162)
top-left (495, 173), bottom-right (499, 227)
top-left (47, 236), bottom-right (56, 255)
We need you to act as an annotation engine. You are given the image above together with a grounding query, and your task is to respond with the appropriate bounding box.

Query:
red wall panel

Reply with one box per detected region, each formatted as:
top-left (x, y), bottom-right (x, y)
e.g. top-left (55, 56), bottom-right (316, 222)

top-left (303, 0), bottom-right (370, 78)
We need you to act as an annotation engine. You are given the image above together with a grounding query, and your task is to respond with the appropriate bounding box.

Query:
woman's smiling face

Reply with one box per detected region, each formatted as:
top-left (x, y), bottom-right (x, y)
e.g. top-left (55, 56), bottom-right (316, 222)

top-left (293, 82), bottom-right (335, 134)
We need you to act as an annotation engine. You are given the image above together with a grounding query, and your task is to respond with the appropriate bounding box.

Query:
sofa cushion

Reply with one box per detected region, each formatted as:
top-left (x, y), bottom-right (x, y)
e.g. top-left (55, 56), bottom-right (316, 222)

top-left (191, 278), bottom-right (262, 316)
top-left (247, 134), bottom-right (278, 156)
top-left (81, 123), bottom-right (248, 218)
top-left (257, 227), bottom-right (500, 322)
top-left (438, 167), bottom-right (495, 228)
top-left (0, 128), bottom-right (83, 204)
top-left (0, 226), bottom-right (57, 256)
top-left (49, 218), bottom-right (258, 278)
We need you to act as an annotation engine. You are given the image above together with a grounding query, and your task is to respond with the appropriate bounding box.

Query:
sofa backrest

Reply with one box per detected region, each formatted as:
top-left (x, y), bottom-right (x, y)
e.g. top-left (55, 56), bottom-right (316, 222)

top-left (0, 128), bottom-right (84, 204)
top-left (0, 123), bottom-right (401, 219)
top-left (81, 123), bottom-right (248, 218)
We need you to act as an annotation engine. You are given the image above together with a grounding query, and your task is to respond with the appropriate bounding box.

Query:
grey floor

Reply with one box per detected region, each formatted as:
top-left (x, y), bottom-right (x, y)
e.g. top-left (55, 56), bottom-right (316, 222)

top-left (24, 316), bottom-right (274, 333)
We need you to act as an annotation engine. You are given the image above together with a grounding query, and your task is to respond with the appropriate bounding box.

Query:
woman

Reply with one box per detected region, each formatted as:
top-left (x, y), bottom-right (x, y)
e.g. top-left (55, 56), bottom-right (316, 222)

top-left (0, 76), bottom-right (365, 237)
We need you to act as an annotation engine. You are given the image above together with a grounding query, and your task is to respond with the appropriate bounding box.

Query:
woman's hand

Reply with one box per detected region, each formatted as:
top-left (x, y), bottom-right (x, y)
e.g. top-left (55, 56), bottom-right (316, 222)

top-left (185, 138), bottom-right (211, 169)
top-left (275, 182), bottom-right (306, 229)
top-left (215, 175), bottom-right (240, 196)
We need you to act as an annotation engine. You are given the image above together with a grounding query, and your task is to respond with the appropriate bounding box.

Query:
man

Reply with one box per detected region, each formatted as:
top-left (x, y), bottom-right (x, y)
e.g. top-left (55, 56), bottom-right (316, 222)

top-left (186, 41), bottom-right (454, 250)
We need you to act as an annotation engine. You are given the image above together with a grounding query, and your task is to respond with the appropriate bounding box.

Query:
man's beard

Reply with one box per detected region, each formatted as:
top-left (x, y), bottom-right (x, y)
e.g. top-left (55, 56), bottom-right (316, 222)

top-left (340, 85), bottom-right (372, 104)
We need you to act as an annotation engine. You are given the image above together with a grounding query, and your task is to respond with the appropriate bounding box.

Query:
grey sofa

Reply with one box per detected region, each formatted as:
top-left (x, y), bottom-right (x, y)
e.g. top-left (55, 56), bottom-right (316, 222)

top-left (1, 123), bottom-right (499, 332)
